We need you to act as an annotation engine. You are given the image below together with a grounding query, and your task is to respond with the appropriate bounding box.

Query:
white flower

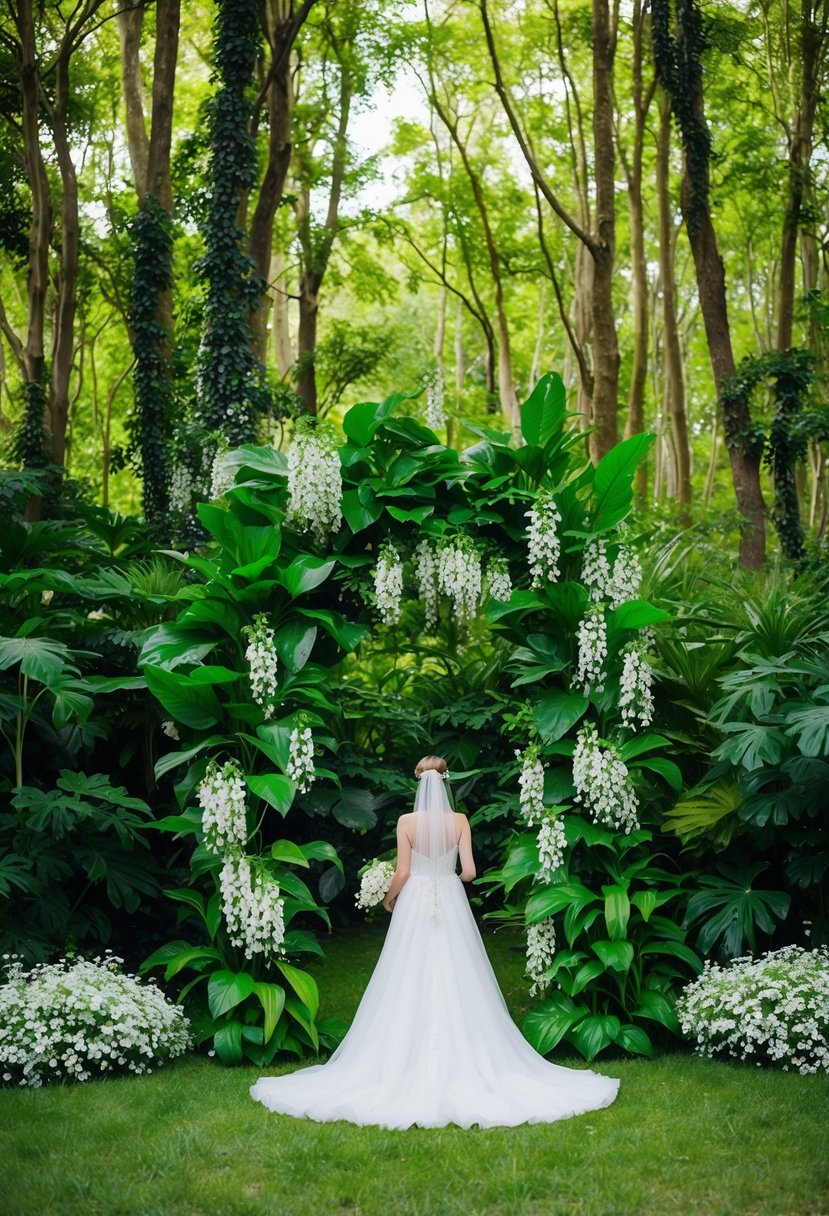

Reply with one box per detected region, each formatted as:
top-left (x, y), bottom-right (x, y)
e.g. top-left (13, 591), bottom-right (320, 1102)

top-left (517, 745), bottom-right (545, 825)
top-left (0, 956), bottom-right (191, 1087)
top-left (527, 496), bottom-right (562, 587)
top-left (243, 614), bottom-right (279, 717)
top-left (198, 759), bottom-right (247, 854)
top-left (572, 721), bottom-right (639, 833)
top-left (575, 606), bottom-right (608, 694)
top-left (219, 853), bottom-right (285, 959)
top-left (677, 946), bottom-right (829, 1075)
top-left (373, 542), bottom-right (404, 625)
top-left (285, 420), bottom-right (342, 543)
top-left (608, 545), bottom-right (642, 609)
top-left (581, 537), bottom-right (613, 602)
top-left (619, 642), bottom-right (654, 730)
top-left (526, 918), bottom-right (557, 997)
top-left (356, 860), bottom-right (395, 910)
top-left (287, 724), bottom-right (315, 793)
top-left (537, 815), bottom-right (567, 882)
top-left (209, 442), bottom-right (235, 500)
top-left (581, 536), bottom-right (642, 608)
top-left (169, 462), bottom-right (194, 515)
top-left (413, 539), bottom-right (439, 631)
top-left (486, 555), bottom-right (512, 602)
top-left (161, 721), bottom-right (180, 741)
top-left (424, 365), bottom-right (446, 431)
top-left (40, 589), bottom-right (54, 606)
top-left (437, 537), bottom-right (482, 622)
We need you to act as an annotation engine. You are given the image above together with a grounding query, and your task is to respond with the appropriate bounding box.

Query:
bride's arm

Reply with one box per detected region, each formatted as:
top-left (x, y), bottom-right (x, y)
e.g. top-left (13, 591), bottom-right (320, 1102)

top-left (383, 816), bottom-right (412, 912)
top-left (458, 815), bottom-right (476, 882)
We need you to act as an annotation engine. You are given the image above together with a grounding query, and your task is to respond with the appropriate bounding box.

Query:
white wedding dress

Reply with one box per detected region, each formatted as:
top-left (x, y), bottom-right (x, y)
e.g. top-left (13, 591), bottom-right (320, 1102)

top-left (250, 775), bottom-right (619, 1130)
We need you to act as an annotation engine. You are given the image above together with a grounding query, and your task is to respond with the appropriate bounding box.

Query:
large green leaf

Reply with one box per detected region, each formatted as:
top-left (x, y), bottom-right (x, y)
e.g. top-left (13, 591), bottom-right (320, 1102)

top-left (0, 635), bottom-right (75, 684)
top-left (591, 433), bottom-right (654, 530)
top-left (278, 556), bottom-right (335, 598)
top-left (525, 881), bottom-right (596, 925)
top-left (591, 939), bottom-right (634, 972)
top-left (602, 883), bottom-right (631, 941)
top-left (208, 970), bottom-right (256, 1019)
top-left (271, 839), bottom-right (310, 868)
top-left (246, 773), bottom-right (294, 816)
top-left (341, 487), bottom-right (382, 533)
top-left (276, 961), bottom-right (319, 1022)
top-left (712, 723), bottom-right (788, 771)
top-left (634, 988), bottom-right (679, 1034)
top-left (332, 787), bottom-right (378, 831)
top-left (252, 982), bottom-right (286, 1043)
top-left (521, 994), bottom-right (586, 1055)
top-left (143, 665), bottom-right (222, 729)
top-left (520, 372), bottom-right (567, 448)
top-left (614, 1023), bottom-right (654, 1057)
top-left (296, 607), bottom-right (367, 653)
top-left (299, 840), bottom-right (344, 875)
top-left (785, 703), bottom-right (829, 757)
top-left (609, 600), bottom-right (671, 631)
top-left (533, 689), bottom-right (589, 744)
top-left (213, 1020), bottom-right (243, 1065)
top-left (569, 1014), bottom-right (620, 1061)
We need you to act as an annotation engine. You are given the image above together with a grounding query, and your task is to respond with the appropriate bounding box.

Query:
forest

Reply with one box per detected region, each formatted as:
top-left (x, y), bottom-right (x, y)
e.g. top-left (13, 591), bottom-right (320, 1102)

top-left (1, 4), bottom-right (828, 1199)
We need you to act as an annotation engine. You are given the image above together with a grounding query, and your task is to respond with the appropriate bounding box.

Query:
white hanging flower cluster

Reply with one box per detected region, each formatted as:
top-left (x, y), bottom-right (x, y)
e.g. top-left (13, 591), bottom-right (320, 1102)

top-left (356, 859), bottom-right (395, 910)
top-left (572, 721), bottom-right (640, 833)
top-left (537, 815), bottom-right (567, 883)
top-left (169, 463), bottom-right (194, 515)
top-left (0, 954), bottom-right (192, 1087)
top-left (516, 745), bottom-right (545, 825)
top-left (581, 536), bottom-right (643, 608)
top-left (526, 918), bottom-right (557, 998)
top-left (287, 723), bottom-right (316, 793)
top-left (575, 606), bottom-right (608, 694)
top-left (486, 555), bottom-right (512, 602)
top-left (424, 365), bottom-right (446, 431)
top-left (619, 642), bottom-right (655, 730)
top-left (243, 614), bottom-right (279, 718)
top-left (373, 542), bottom-right (404, 625)
top-left (198, 759), bottom-right (248, 854)
top-left (413, 539), bottom-right (439, 631)
top-left (161, 720), bottom-right (180, 741)
top-left (209, 444), bottom-right (235, 500)
top-left (437, 537), bottom-right (482, 622)
top-left (285, 421), bottom-right (343, 543)
top-left (527, 496), bottom-right (562, 587)
top-left (219, 853), bottom-right (286, 959)
top-left (677, 946), bottom-right (829, 1075)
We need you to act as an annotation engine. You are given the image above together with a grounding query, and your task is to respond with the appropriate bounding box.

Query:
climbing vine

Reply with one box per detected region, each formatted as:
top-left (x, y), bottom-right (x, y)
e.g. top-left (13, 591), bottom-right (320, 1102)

top-left (13, 379), bottom-right (48, 470)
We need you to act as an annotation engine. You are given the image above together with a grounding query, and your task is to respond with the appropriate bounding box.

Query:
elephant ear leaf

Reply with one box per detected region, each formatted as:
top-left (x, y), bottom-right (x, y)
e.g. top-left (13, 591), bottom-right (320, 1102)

top-left (590, 433), bottom-right (654, 530)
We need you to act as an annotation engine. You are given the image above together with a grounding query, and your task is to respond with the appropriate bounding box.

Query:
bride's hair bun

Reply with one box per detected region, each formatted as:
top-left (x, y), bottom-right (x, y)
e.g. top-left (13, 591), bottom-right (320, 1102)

top-left (414, 754), bottom-right (448, 779)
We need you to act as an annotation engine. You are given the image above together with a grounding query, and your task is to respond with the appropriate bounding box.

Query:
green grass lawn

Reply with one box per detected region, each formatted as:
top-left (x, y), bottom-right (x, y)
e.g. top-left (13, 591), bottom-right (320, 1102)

top-left (2, 922), bottom-right (827, 1216)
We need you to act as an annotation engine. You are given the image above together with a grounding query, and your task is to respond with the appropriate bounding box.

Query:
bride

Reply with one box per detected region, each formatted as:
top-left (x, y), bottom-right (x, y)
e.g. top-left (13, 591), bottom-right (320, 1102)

top-left (250, 754), bottom-right (620, 1129)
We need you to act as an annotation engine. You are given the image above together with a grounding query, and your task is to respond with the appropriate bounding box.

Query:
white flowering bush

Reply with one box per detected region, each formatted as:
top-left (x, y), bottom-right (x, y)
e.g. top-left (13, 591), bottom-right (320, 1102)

top-left (486, 555), bottom-right (512, 602)
top-left (424, 364), bottom-right (446, 431)
top-left (575, 606), bottom-right (608, 694)
top-left (526, 918), bottom-right (557, 997)
top-left (572, 721), bottom-right (640, 833)
top-left (219, 853), bottom-right (286, 959)
top-left (619, 642), bottom-right (654, 730)
top-left (373, 542), bottom-right (404, 625)
top-left (537, 815), bottom-right (567, 882)
top-left (243, 613), bottom-right (279, 717)
top-left (526, 496), bottom-right (562, 587)
top-left (287, 723), bottom-right (316, 793)
top-left (285, 419), bottom-right (343, 543)
top-left (0, 955), bottom-right (192, 1087)
top-left (198, 759), bottom-right (248, 854)
top-left (356, 859), bottom-right (395, 910)
top-left (437, 537), bottom-right (482, 622)
top-left (516, 744), bottom-right (545, 825)
top-left (209, 442), bottom-right (235, 500)
top-left (413, 538), bottom-right (439, 631)
top-left (581, 536), bottom-right (642, 608)
top-left (677, 947), bottom-right (829, 1075)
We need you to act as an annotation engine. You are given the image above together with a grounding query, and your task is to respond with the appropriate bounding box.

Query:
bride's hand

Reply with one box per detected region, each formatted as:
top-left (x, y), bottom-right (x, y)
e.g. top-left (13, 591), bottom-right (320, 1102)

top-left (383, 894), bottom-right (395, 913)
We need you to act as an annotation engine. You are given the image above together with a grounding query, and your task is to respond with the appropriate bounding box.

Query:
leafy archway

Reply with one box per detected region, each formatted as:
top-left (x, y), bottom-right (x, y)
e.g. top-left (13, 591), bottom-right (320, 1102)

top-left (141, 373), bottom-right (696, 1065)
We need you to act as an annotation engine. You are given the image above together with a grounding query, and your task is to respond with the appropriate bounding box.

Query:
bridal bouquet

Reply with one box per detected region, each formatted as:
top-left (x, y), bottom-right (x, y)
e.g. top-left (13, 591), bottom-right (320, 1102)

top-left (676, 945), bottom-right (829, 1075)
top-left (356, 859), bottom-right (395, 910)
top-left (0, 953), bottom-right (192, 1087)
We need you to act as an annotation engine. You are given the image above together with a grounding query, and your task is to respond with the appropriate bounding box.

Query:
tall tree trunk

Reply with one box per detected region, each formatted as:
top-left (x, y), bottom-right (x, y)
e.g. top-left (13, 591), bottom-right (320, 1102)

top-left (656, 91), bottom-right (691, 511)
top-left (270, 250), bottom-right (294, 376)
top-left (653, 0), bottom-right (765, 568)
top-left (529, 283), bottom-right (545, 392)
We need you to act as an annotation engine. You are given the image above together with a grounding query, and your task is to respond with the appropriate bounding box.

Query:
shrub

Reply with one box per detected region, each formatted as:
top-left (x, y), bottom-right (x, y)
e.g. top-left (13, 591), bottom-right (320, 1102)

top-left (0, 954), bottom-right (192, 1086)
top-left (676, 945), bottom-right (829, 1074)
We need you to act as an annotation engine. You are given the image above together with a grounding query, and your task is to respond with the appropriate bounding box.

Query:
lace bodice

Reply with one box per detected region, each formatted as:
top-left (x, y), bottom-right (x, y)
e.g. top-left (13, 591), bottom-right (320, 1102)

top-left (410, 846), bottom-right (458, 878)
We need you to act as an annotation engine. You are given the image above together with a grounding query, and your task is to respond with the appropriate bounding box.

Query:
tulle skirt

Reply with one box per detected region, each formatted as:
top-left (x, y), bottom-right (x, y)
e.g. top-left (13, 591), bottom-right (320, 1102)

top-left (250, 870), bottom-right (619, 1130)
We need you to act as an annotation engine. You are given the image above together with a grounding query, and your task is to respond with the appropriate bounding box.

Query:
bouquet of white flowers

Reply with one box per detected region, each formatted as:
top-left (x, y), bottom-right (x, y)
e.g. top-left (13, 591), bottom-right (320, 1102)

top-left (676, 945), bottom-right (829, 1075)
top-left (356, 860), bottom-right (395, 911)
top-left (0, 954), bottom-right (192, 1087)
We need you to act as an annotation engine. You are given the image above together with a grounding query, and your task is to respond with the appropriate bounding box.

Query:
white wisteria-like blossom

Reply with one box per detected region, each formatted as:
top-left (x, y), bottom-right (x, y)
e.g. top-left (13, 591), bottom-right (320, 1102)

top-left (526, 918), bottom-right (557, 997)
top-left (486, 555), bottom-right (512, 602)
top-left (413, 539), bottom-right (439, 631)
top-left (243, 613), bottom-right (279, 717)
top-left (608, 545), bottom-right (643, 608)
top-left (619, 643), bottom-right (654, 730)
top-left (581, 536), bottom-right (643, 608)
top-left (516, 745), bottom-right (545, 825)
top-left (373, 542), bottom-right (404, 625)
top-left (0, 955), bottom-right (192, 1086)
top-left (287, 724), bottom-right (316, 793)
top-left (161, 720), bottom-right (180, 741)
top-left (198, 759), bottom-right (248, 854)
top-left (581, 536), bottom-right (613, 602)
top-left (169, 463), bottom-right (194, 515)
top-left (575, 606), bottom-right (608, 694)
top-left (572, 721), bottom-right (640, 833)
top-left (537, 815), bottom-right (567, 882)
top-left (285, 421), bottom-right (343, 543)
top-left (526, 496), bottom-right (562, 587)
top-left (677, 947), bottom-right (829, 1075)
top-left (356, 860), bottom-right (395, 910)
top-left (209, 444), bottom-right (235, 500)
top-left (437, 538), bottom-right (482, 622)
top-left (424, 365), bottom-right (447, 431)
top-left (219, 853), bottom-right (286, 959)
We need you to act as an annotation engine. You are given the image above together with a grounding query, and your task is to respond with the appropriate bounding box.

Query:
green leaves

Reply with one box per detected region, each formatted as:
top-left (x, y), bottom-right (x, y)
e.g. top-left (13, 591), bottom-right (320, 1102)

top-left (685, 860), bottom-right (790, 957)
top-left (143, 665), bottom-right (222, 730)
top-left (520, 372), bottom-right (567, 448)
top-left (591, 433), bottom-right (654, 530)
